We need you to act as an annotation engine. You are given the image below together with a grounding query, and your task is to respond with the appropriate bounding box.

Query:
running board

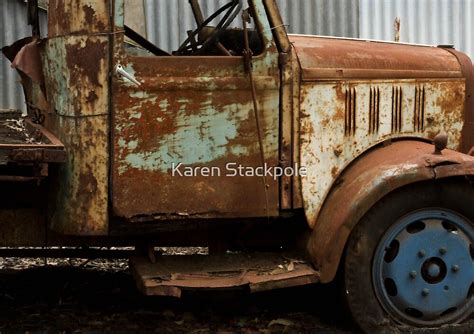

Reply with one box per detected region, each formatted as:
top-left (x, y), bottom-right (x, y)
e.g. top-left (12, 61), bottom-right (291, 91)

top-left (130, 253), bottom-right (320, 297)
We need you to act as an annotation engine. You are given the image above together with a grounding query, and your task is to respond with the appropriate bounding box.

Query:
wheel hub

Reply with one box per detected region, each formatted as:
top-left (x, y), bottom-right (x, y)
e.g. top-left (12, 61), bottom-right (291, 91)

top-left (421, 257), bottom-right (446, 284)
top-left (372, 209), bottom-right (474, 326)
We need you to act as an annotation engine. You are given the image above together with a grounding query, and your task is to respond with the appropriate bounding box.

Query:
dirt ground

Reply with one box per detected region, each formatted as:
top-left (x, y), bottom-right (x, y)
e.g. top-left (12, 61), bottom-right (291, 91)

top-left (0, 256), bottom-right (355, 333)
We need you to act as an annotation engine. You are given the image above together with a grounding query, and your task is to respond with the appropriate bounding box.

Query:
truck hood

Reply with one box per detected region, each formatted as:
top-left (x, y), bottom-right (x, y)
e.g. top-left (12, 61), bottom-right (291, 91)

top-left (289, 35), bottom-right (464, 81)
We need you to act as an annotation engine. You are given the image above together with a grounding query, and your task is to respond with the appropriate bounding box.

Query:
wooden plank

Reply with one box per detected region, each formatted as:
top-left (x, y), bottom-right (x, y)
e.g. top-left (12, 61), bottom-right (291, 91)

top-left (130, 253), bottom-right (319, 297)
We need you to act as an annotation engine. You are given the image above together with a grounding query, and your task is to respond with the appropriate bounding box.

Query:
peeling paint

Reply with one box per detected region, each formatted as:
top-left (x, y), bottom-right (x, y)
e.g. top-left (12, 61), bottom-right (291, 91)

top-left (300, 78), bottom-right (465, 227)
top-left (41, 0), bottom-right (110, 236)
top-left (111, 0), bottom-right (281, 219)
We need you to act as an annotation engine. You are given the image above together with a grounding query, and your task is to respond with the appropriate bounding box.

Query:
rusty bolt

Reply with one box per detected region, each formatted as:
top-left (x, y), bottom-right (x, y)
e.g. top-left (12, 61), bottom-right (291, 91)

top-left (433, 132), bottom-right (448, 155)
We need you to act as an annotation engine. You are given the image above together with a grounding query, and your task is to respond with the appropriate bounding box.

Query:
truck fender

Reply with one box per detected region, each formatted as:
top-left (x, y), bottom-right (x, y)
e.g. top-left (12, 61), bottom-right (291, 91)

top-left (306, 140), bottom-right (474, 283)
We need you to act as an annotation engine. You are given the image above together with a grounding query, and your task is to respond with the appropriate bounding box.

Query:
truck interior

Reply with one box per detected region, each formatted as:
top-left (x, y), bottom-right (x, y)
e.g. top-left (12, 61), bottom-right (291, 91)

top-left (124, 0), bottom-right (263, 57)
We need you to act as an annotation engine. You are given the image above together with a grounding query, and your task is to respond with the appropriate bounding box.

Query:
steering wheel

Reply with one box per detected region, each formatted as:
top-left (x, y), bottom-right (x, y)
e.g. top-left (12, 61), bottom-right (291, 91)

top-left (175, 0), bottom-right (242, 55)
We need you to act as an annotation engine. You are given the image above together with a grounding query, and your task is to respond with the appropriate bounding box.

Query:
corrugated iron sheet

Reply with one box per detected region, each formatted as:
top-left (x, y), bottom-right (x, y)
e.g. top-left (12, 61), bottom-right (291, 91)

top-left (359, 0), bottom-right (474, 59)
top-left (275, 0), bottom-right (359, 37)
top-left (144, 0), bottom-right (359, 52)
top-left (0, 0), bottom-right (47, 111)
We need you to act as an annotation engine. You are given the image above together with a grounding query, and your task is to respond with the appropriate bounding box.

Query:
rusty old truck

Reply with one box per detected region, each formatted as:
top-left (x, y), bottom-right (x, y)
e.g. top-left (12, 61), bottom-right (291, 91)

top-left (1, 0), bottom-right (473, 332)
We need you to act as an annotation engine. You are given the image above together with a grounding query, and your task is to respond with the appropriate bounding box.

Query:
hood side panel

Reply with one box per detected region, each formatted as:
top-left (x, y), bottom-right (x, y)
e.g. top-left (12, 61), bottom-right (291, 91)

top-left (290, 35), bottom-right (463, 80)
top-left (299, 79), bottom-right (465, 227)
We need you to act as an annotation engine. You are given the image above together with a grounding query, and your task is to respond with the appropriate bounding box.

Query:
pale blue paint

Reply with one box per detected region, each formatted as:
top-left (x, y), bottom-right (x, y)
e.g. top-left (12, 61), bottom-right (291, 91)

top-left (121, 105), bottom-right (245, 173)
top-left (45, 39), bottom-right (73, 117)
top-left (129, 111), bottom-right (142, 119)
top-left (119, 98), bottom-right (279, 175)
top-left (118, 138), bottom-right (138, 150)
top-left (114, 0), bottom-right (125, 28)
top-left (129, 90), bottom-right (156, 100)
top-left (159, 98), bottom-right (170, 111)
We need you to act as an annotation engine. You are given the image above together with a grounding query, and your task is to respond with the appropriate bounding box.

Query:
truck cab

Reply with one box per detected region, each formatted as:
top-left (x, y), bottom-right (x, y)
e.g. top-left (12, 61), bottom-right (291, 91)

top-left (1, 0), bottom-right (473, 332)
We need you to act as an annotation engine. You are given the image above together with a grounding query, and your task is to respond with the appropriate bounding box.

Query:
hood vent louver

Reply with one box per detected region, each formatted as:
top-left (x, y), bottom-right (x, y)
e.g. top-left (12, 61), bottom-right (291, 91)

top-left (414, 86), bottom-right (426, 132)
top-left (369, 87), bottom-right (380, 135)
top-left (391, 86), bottom-right (403, 133)
top-left (345, 87), bottom-right (357, 136)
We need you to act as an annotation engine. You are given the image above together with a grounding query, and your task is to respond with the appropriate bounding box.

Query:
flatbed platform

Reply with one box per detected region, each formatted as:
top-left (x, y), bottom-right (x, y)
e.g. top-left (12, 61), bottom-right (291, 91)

top-left (0, 109), bottom-right (65, 167)
top-left (130, 253), bottom-right (320, 298)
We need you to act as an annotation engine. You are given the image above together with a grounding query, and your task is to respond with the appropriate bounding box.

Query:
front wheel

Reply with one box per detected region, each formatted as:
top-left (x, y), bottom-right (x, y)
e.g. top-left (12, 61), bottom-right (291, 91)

top-left (343, 180), bottom-right (474, 333)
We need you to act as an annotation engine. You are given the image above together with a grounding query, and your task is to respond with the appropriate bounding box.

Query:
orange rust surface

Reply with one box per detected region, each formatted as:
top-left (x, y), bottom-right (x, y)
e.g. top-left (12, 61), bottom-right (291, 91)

top-left (65, 39), bottom-right (107, 88)
top-left (290, 35), bottom-right (463, 80)
top-left (48, 0), bottom-right (110, 37)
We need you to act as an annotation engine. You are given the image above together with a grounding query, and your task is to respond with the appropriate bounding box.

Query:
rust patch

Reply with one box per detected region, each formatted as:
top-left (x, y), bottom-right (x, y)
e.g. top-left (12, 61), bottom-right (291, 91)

top-left (83, 5), bottom-right (96, 26)
top-left (334, 83), bottom-right (346, 121)
top-left (333, 148), bottom-right (342, 157)
top-left (435, 83), bottom-right (465, 117)
top-left (65, 39), bottom-right (107, 87)
top-left (86, 91), bottom-right (99, 103)
top-left (79, 172), bottom-right (99, 196)
top-left (48, 0), bottom-right (109, 37)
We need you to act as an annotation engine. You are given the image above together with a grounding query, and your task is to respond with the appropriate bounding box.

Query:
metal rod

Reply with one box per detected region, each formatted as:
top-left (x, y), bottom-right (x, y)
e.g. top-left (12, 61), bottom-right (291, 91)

top-left (242, 10), bottom-right (270, 218)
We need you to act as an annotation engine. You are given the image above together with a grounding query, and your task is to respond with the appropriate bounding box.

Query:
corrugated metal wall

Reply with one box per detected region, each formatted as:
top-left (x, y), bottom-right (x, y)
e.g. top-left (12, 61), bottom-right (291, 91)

top-left (144, 0), bottom-right (359, 52)
top-left (360, 0), bottom-right (474, 58)
top-left (2, 0), bottom-right (474, 111)
top-left (0, 0), bottom-right (47, 111)
top-left (275, 0), bottom-right (358, 37)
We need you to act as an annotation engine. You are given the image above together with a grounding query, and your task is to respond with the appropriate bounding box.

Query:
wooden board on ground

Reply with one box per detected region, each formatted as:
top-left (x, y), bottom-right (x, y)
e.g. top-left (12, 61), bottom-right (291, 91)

top-left (130, 253), bottom-right (320, 298)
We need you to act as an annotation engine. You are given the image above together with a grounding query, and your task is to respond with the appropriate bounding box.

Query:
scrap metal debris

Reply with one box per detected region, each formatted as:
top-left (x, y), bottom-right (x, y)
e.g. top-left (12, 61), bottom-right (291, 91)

top-left (0, 118), bottom-right (44, 145)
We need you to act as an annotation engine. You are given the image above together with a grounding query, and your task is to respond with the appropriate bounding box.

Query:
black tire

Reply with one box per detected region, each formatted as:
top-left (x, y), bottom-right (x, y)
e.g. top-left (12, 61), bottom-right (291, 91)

top-left (343, 179), bottom-right (474, 333)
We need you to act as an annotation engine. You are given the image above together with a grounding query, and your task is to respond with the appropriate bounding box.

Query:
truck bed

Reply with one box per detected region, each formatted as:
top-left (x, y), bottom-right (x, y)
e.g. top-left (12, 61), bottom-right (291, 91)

top-left (0, 109), bottom-right (65, 167)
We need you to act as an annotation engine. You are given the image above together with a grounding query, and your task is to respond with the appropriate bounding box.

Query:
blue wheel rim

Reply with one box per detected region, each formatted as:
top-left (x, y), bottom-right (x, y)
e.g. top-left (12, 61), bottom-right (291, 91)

top-left (372, 209), bottom-right (474, 326)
